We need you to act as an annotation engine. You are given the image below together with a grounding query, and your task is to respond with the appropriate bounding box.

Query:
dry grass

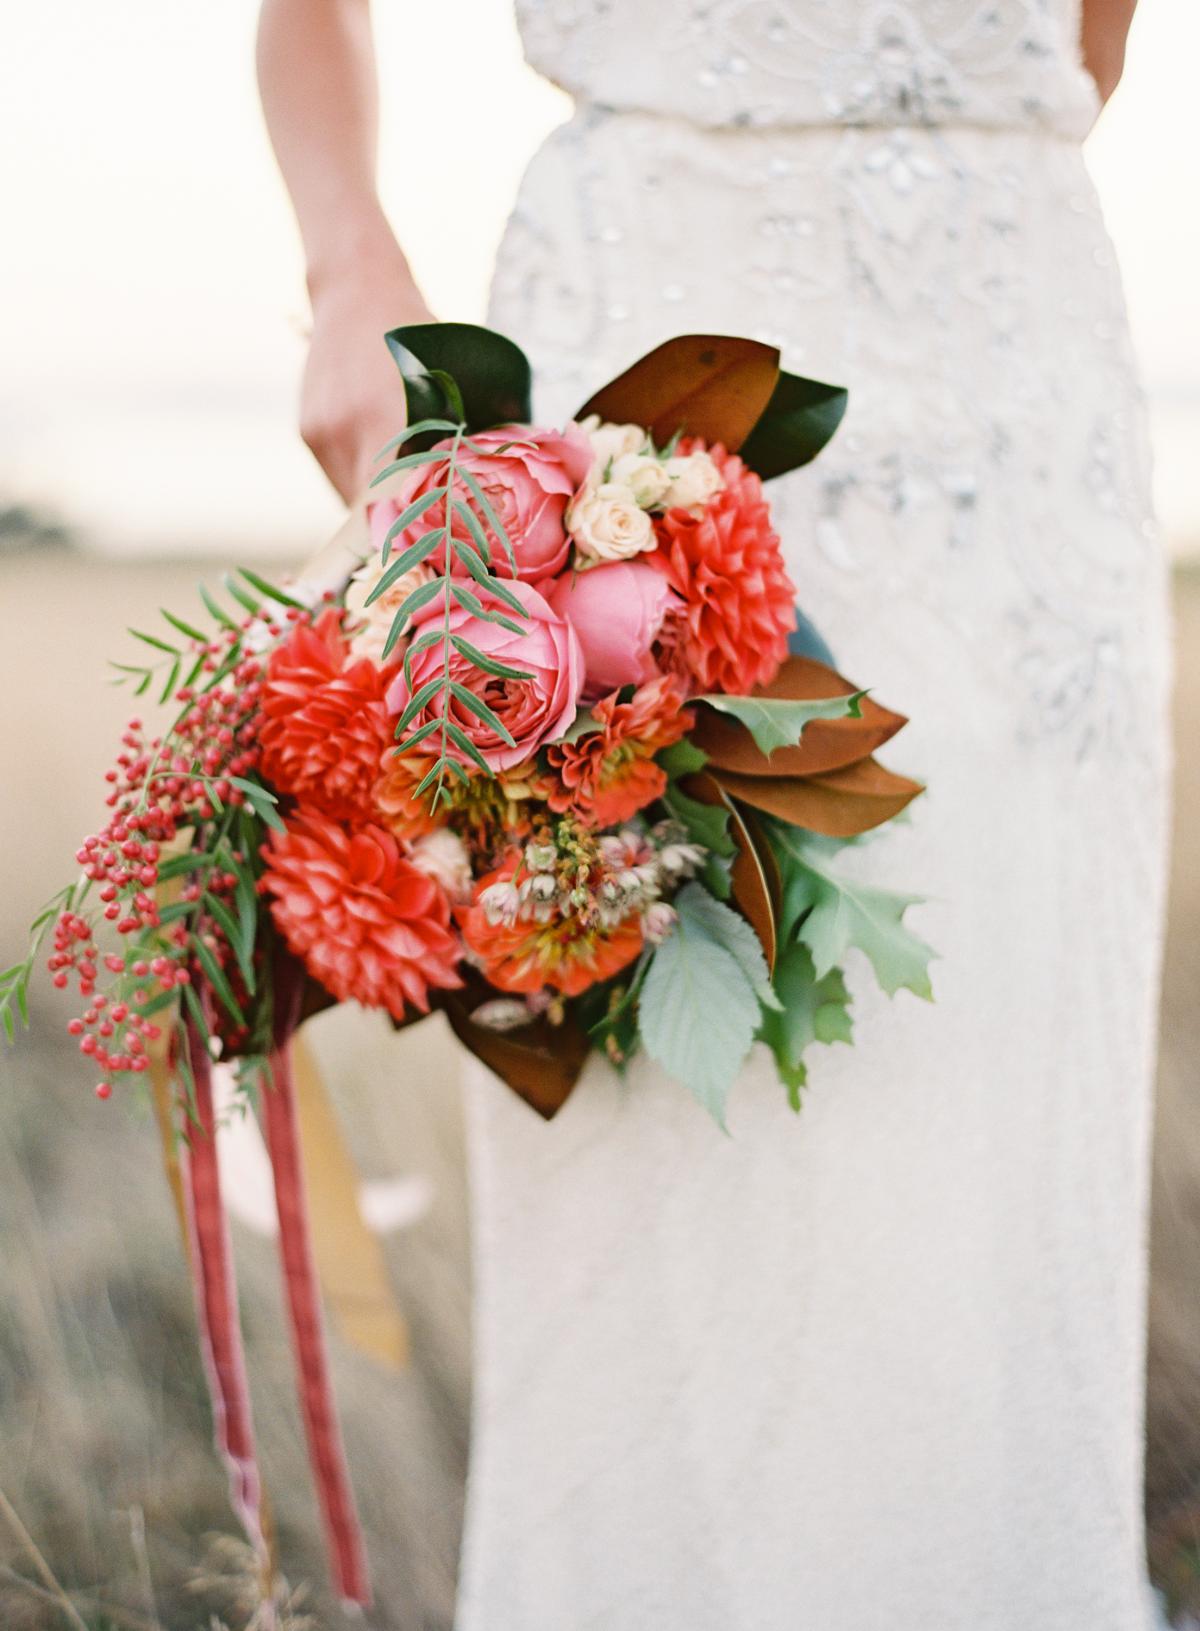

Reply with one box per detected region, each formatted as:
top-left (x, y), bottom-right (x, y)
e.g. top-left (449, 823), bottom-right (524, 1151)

top-left (0, 547), bottom-right (1197, 1625)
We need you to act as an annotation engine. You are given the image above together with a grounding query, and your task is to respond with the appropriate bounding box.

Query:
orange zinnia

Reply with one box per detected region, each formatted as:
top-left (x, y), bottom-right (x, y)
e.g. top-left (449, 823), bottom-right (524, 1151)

top-left (458, 862), bottom-right (644, 997)
top-left (545, 674), bottom-right (692, 827)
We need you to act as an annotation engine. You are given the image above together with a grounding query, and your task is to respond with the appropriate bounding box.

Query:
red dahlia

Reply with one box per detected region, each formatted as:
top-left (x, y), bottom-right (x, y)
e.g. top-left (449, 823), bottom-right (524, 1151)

top-left (261, 808), bottom-right (462, 1019)
top-left (260, 608), bottom-right (397, 823)
top-left (649, 440), bottom-right (796, 696)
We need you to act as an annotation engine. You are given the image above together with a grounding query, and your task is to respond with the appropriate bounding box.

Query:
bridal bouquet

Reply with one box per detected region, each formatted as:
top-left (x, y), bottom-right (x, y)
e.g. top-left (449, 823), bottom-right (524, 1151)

top-left (2, 328), bottom-right (932, 1603)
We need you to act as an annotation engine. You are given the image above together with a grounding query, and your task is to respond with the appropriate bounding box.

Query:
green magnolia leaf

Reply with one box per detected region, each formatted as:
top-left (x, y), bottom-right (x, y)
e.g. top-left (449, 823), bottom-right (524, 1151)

top-left (767, 821), bottom-right (935, 1000)
top-left (738, 371), bottom-right (849, 482)
top-left (697, 690), bottom-right (864, 757)
top-left (638, 887), bottom-right (763, 1127)
top-left (758, 941), bottom-right (853, 1110)
top-left (385, 322), bottom-right (533, 436)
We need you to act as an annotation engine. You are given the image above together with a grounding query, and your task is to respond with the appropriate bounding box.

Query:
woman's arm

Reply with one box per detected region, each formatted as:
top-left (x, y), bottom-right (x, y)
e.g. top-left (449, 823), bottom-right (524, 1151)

top-left (257, 0), bottom-right (433, 500)
top-left (1081, 0), bottom-right (1139, 107)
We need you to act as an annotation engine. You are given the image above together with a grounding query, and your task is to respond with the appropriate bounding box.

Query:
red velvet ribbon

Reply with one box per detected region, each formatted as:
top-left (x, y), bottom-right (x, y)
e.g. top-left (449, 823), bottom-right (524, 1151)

top-left (181, 1019), bottom-right (270, 1579)
top-left (262, 1036), bottom-right (371, 1604)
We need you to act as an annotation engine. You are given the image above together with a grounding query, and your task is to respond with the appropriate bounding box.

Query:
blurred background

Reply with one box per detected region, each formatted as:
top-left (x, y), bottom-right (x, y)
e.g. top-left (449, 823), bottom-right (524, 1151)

top-left (1, 2), bottom-right (1198, 1627)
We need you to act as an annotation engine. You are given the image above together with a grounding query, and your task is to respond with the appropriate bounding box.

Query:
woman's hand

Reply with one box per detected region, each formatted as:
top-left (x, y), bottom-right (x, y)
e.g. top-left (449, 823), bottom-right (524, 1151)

top-left (302, 241), bottom-right (435, 503)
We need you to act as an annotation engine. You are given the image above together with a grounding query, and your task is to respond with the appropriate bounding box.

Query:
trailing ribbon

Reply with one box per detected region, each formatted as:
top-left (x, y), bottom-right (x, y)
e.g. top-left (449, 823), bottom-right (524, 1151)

top-left (181, 1017), bottom-right (273, 1600)
top-left (262, 1035), bottom-right (371, 1605)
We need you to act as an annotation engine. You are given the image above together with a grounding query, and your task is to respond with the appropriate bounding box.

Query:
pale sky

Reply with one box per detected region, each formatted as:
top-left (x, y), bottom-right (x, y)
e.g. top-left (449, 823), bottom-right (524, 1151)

top-left (1, 1), bottom-right (1197, 557)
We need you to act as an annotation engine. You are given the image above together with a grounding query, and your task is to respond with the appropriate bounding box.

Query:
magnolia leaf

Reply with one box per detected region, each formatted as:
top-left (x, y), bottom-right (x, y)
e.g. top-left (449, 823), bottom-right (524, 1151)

top-left (577, 334), bottom-right (780, 452)
top-left (692, 655), bottom-right (905, 778)
top-left (768, 822), bottom-right (935, 1000)
top-left (385, 322), bottom-right (533, 433)
top-left (758, 941), bottom-right (853, 1109)
top-left (738, 371), bottom-right (849, 481)
top-left (711, 757), bottom-right (924, 838)
top-left (638, 889), bottom-right (763, 1127)
top-left (697, 689), bottom-right (863, 757)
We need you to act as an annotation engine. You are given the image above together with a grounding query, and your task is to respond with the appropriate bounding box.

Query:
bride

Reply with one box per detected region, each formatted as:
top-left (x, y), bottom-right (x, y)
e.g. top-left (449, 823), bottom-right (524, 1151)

top-left (257, 3), bottom-right (1170, 1626)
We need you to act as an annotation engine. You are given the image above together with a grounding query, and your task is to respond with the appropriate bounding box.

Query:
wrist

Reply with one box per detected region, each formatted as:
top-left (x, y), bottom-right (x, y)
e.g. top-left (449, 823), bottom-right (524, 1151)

top-left (303, 201), bottom-right (409, 300)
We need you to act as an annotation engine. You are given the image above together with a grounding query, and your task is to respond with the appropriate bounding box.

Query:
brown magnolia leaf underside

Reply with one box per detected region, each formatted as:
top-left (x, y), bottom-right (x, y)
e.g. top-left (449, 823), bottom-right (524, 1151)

top-left (711, 757), bottom-right (925, 838)
top-left (684, 771), bottom-right (781, 972)
top-left (693, 654), bottom-right (909, 779)
top-left (576, 334), bottom-right (781, 453)
top-left (441, 995), bottom-right (590, 1120)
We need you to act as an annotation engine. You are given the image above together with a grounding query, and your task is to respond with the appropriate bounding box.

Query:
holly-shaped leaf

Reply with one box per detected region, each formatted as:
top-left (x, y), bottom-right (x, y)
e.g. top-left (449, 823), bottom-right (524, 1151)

top-left (768, 821), bottom-right (936, 1000)
top-left (697, 689), bottom-right (863, 757)
top-left (758, 941), bottom-right (854, 1110)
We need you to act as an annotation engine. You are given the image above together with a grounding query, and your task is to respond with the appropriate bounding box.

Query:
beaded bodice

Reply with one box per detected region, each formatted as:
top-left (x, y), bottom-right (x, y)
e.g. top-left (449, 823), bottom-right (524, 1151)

top-left (515, 0), bottom-right (1098, 137)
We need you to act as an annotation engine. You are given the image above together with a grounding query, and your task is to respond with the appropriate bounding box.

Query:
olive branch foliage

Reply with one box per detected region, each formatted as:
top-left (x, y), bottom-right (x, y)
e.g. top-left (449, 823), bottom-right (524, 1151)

top-left (367, 416), bottom-right (536, 807)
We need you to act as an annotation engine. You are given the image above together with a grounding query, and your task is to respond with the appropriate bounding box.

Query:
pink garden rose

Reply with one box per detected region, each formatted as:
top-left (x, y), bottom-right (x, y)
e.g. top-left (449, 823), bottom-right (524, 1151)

top-left (549, 559), bottom-right (686, 701)
top-left (376, 423), bottom-right (592, 584)
top-left (386, 579), bottom-right (584, 772)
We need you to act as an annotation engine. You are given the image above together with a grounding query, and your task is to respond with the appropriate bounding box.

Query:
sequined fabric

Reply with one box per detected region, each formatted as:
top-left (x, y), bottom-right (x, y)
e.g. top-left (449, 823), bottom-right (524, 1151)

top-left (456, 6), bottom-right (1172, 1627)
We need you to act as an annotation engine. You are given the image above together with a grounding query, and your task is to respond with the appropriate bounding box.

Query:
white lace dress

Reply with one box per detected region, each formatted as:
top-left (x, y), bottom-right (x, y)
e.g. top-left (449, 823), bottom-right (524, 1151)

top-left (460, 4), bottom-right (1173, 1626)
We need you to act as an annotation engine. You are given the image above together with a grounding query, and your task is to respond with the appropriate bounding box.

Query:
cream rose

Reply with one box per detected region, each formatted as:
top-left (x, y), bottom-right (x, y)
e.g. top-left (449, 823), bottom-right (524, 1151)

top-left (344, 550), bottom-right (436, 666)
top-left (609, 451), bottom-right (672, 509)
top-left (408, 829), bottom-right (474, 904)
top-left (578, 414), bottom-right (648, 476)
top-left (664, 450), bottom-right (725, 511)
top-left (568, 481), bottom-right (656, 565)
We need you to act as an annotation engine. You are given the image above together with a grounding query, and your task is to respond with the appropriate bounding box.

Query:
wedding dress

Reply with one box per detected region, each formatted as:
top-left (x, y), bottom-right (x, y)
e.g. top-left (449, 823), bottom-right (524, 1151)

top-left (460, 4), bottom-right (1173, 1625)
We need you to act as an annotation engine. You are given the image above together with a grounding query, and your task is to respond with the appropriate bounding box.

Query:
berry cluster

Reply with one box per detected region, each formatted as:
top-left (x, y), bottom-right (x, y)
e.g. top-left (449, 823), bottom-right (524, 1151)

top-left (47, 620), bottom-right (274, 1098)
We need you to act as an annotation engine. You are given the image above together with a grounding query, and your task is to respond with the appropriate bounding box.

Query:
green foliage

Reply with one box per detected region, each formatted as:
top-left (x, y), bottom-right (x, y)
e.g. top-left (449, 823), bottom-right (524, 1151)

top-left (377, 422), bottom-right (535, 808)
top-left (637, 883), bottom-right (767, 1127)
top-left (767, 820), bottom-right (935, 1000)
top-left (758, 941), bottom-right (853, 1110)
top-left (738, 371), bottom-right (849, 482)
top-left (696, 688), bottom-right (863, 756)
top-left (385, 322), bottom-right (533, 435)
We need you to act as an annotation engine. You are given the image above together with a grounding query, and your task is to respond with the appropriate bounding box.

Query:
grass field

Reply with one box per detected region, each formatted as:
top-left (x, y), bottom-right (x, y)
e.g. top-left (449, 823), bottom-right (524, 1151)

top-left (0, 547), bottom-right (1196, 1627)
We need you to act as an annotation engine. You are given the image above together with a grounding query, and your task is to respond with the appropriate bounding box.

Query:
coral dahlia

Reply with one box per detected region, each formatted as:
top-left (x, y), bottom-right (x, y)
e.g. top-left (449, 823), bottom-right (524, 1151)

top-left (546, 675), bottom-right (692, 826)
top-left (260, 608), bottom-right (398, 823)
top-left (261, 808), bottom-right (461, 1018)
top-left (649, 439), bottom-right (796, 696)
